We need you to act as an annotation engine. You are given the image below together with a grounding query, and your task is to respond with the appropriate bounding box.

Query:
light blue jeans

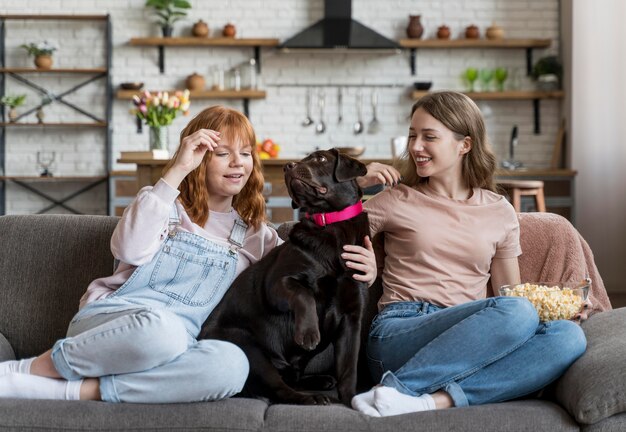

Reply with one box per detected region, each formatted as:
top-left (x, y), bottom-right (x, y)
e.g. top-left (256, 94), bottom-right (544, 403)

top-left (366, 297), bottom-right (587, 407)
top-left (50, 213), bottom-right (250, 403)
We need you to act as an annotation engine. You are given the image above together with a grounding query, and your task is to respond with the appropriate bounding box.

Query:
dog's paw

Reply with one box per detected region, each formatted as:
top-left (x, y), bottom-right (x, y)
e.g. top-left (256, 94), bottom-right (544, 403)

top-left (302, 394), bottom-right (334, 405)
top-left (294, 326), bottom-right (320, 351)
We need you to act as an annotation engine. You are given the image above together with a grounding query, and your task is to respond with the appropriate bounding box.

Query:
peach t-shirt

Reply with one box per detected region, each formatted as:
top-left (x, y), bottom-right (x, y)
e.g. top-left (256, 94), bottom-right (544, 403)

top-left (364, 183), bottom-right (521, 310)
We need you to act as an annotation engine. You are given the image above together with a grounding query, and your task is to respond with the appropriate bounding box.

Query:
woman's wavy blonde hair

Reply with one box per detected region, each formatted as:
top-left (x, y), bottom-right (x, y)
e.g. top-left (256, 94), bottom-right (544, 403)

top-left (398, 91), bottom-right (497, 192)
top-left (163, 105), bottom-right (266, 228)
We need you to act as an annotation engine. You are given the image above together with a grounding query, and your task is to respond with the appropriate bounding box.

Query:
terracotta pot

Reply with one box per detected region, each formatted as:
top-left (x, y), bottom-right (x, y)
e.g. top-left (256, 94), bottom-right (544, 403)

top-left (465, 24), bottom-right (480, 39)
top-left (192, 19), bottom-right (209, 37)
top-left (437, 25), bottom-right (451, 39)
top-left (8, 108), bottom-right (18, 122)
top-left (34, 55), bottom-right (53, 70)
top-left (406, 15), bottom-right (424, 39)
top-left (486, 24), bottom-right (505, 40)
top-left (186, 72), bottom-right (206, 91)
top-left (223, 23), bottom-right (236, 38)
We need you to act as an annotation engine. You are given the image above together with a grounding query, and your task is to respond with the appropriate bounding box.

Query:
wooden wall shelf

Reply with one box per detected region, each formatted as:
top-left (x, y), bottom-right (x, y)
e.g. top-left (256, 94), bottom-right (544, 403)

top-left (411, 90), bottom-right (564, 100)
top-left (0, 14), bottom-right (109, 21)
top-left (399, 38), bottom-right (551, 49)
top-left (0, 68), bottom-right (107, 74)
top-left (116, 89), bottom-right (266, 100)
top-left (0, 122), bottom-right (107, 128)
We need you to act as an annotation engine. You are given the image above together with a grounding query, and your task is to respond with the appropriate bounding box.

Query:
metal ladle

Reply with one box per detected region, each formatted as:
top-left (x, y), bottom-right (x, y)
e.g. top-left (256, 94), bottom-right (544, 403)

top-left (315, 90), bottom-right (326, 134)
top-left (301, 87), bottom-right (314, 127)
top-left (353, 89), bottom-right (363, 135)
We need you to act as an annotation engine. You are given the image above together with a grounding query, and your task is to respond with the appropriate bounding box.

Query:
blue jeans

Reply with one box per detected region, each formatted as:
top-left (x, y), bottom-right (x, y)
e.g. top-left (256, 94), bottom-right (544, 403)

top-left (366, 297), bottom-right (586, 407)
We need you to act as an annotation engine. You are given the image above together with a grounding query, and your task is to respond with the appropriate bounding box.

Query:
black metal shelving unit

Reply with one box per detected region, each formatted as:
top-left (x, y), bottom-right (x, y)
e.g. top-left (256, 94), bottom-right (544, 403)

top-left (0, 14), bottom-right (112, 215)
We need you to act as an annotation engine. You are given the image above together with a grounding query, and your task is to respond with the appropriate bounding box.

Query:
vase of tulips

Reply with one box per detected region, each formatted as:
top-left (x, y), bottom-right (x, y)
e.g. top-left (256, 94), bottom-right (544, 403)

top-left (131, 90), bottom-right (191, 152)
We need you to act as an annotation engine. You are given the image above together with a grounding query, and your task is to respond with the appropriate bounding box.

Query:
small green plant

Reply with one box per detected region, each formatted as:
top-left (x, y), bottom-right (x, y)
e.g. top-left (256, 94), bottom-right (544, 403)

top-left (532, 56), bottom-right (563, 82)
top-left (0, 94), bottom-right (27, 108)
top-left (145, 0), bottom-right (192, 26)
top-left (20, 41), bottom-right (58, 57)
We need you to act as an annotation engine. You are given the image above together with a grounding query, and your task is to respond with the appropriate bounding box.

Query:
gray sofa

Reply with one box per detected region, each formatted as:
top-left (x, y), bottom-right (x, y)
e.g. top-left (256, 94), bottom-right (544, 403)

top-left (1, 213), bottom-right (626, 432)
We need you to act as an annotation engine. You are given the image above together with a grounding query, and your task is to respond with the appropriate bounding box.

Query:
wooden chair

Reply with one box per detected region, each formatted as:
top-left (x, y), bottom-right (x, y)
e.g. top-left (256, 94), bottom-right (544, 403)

top-left (497, 179), bottom-right (546, 212)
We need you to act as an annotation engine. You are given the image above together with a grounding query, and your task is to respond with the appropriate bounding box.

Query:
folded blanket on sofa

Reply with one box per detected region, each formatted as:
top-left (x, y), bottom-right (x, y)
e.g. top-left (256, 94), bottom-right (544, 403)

top-left (518, 212), bottom-right (611, 314)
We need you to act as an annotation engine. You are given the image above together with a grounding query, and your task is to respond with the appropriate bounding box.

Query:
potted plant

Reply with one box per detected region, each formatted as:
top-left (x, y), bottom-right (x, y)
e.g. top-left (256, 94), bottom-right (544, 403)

top-left (532, 56), bottom-right (563, 91)
top-left (0, 94), bottom-right (27, 122)
top-left (20, 41), bottom-right (58, 69)
top-left (145, 0), bottom-right (192, 37)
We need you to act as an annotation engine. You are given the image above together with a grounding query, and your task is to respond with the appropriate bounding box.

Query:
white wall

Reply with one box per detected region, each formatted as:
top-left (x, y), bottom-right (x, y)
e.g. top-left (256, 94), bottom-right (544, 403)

top-left (1, 0), bottom-right (561, 214)
top-left (570, 0), bottom-right (626, 294)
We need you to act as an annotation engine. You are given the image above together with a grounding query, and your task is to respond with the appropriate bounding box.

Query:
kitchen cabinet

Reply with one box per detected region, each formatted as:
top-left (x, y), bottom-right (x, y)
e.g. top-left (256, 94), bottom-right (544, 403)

top-left (0, 14), bottom-right (112, 215)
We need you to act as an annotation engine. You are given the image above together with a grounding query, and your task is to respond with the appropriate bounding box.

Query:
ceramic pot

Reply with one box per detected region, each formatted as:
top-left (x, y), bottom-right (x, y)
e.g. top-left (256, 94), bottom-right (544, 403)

top-left (486, 24), bottom-right (505, 40)
top-left (437, 25), bottom-right (451, 39)
top-left (465, 24), bottom-right (480, 39)
top-left (149, 126), bottom-right (169, 151)
top-left (192, 19), bottom-right (209, 37)
top-left (223, 23), bottom-right (236, 38)
top-left (34, 55), bottom-right (53, 70)
top-left (161, 25), bottom-right (173, 37)
top-left (8, 108), bottom-right (18, 122)
top-left (406, 15), bottom-right (424, 39)
top-left (186, 72), bottom-right (206, 91)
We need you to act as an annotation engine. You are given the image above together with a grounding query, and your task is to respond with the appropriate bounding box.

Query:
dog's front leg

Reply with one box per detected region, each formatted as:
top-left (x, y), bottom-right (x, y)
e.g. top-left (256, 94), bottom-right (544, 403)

top-left (272, 277), bottom-right (320, 351)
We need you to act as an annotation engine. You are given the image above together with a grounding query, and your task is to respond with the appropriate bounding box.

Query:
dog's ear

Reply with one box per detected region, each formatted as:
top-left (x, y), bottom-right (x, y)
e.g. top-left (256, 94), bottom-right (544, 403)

top-left (291, 200), bottom-right (299, 209)
top-left (333, 148), bottom-right (367, 182)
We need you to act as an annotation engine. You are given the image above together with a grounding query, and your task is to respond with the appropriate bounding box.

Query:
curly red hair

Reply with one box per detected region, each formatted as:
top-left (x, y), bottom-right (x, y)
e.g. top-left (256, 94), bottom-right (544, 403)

top-left (163, 105), bottom-right (267, 228)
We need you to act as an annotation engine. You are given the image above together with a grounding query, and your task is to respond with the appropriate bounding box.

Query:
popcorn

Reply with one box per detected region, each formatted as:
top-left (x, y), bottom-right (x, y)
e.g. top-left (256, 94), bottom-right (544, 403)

top-left (500, 283), bottom-right (584, 321)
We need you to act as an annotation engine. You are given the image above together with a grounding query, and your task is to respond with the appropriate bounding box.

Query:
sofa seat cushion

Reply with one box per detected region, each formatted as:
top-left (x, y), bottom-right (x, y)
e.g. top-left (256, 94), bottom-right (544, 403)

top-left (263, 400), bottom-right (578, 432)
top-left (0, 397), bottom-right (267, 431)
top-left (556, 308), bottom-right (626, 424)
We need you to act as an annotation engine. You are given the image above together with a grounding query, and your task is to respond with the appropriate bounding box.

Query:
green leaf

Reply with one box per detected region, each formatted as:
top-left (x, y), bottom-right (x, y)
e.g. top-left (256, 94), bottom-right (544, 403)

top-left (173, 0), bottom-right (192, 9)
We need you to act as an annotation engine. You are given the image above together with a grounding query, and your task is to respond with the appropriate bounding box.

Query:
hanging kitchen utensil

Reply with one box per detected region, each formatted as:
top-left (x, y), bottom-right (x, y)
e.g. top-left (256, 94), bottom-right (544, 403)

top-left (501, 125), bottom-right (523, 169)
top-left (315, 89), bottom-right (326, 134)
top-left (301, 87), bottom-right (314, 127)
top-left (353, 89), bottom-right (364, 135)
top-left (337, 87), bottom-right (343, 124)
top-left (367, 89), bottom-right (380, 134)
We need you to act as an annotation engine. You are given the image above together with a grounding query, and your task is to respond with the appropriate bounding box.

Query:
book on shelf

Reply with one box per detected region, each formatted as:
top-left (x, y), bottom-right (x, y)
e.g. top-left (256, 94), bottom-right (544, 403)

top-left (120, 150), bottom-right (170, 160)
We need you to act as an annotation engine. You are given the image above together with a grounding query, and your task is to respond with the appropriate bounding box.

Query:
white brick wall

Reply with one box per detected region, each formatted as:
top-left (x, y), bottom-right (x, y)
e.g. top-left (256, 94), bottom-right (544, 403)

top-left (1, 0), bottom-right (561, 214)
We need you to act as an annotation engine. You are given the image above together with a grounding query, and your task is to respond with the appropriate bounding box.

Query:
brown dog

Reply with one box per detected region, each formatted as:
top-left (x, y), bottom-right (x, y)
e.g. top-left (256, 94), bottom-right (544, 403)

top-left (200, 148), bottom-right (370, 405)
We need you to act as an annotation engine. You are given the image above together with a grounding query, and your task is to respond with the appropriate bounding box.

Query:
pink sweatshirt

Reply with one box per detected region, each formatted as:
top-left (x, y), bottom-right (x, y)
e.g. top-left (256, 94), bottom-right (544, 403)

top-left (79, 179), bottom-right (282, 309)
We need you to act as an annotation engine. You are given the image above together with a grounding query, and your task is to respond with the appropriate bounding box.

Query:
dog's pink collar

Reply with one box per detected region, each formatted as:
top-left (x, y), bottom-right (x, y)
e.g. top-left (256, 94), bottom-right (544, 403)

top-left (306, 201), bottom-right (363, 227)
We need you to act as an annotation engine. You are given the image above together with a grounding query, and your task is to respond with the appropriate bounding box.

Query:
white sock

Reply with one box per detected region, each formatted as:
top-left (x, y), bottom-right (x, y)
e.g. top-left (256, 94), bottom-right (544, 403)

top-left (351, 387), bottom-right (381, 417)
top-left (0, 373), bottom-right (83, 400)
top-left (374, 386), bottom-right (436, 416)
top-left (0, 358), bottom-right (34, 375)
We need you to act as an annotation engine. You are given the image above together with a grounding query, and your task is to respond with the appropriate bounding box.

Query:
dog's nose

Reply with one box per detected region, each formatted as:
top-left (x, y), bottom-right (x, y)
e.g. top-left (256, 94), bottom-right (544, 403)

top-left (284, 162), bottom-right (297, 172)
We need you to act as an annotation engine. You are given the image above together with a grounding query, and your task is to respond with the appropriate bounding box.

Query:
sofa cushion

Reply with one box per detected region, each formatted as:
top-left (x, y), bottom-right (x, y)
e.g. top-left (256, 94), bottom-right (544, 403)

top-left (0, 397), bottom-right (267, 431)
top-left (555, 308), bottom-right (626, 424)
top-left (0, 215), bottom-right (119, 359)
top-left (263, 400), bottom-right (578, 432)
top-left (0, 332), bottom-right (15, 361)
top-left (582, 411), bottom-right (626, 432)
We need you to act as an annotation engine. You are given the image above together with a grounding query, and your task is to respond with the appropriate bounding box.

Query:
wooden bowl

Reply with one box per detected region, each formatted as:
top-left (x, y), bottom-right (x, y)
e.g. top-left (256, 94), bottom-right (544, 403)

top-left (336, 147), bottom-right (365, 157)
top-left (120, 82), bottom-right (144, 90)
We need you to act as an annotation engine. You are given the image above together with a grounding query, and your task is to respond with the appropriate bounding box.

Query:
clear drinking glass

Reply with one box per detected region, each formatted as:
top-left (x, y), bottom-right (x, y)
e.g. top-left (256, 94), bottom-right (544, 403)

top-left (479, 68), bottom-right (494, 92)
top-left (495, 67), bottom-right (509, 91)
top-left (464, 67), bottom-right (478, 92)
top-left (37, 151), bottom-right (55, 177)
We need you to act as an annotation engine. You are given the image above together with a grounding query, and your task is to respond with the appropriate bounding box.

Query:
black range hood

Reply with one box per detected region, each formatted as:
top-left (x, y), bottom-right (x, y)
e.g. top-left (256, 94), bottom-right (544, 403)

top-left (280, 0), bottom-right (400, 51)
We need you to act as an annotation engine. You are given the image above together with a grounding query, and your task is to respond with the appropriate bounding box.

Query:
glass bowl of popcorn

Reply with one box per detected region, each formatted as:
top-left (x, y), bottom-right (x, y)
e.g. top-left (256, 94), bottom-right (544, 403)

top-left (499, 281), bottom-right (590, 321)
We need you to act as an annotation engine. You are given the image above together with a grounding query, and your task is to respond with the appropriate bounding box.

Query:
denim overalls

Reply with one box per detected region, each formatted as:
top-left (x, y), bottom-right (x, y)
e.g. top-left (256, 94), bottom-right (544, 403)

top-left (50, 205), bottom-right (250, 403)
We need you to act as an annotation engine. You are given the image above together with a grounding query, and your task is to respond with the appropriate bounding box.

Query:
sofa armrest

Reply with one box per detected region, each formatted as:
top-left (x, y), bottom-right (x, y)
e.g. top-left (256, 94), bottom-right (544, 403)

top-left (555, 308), bottom-right (626, 424)
top-left (0, 332), bottom-right (16, 361)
